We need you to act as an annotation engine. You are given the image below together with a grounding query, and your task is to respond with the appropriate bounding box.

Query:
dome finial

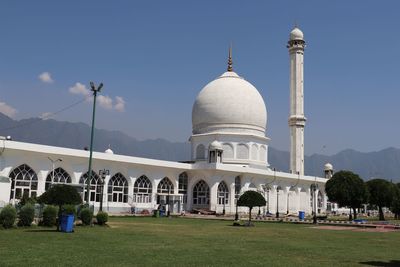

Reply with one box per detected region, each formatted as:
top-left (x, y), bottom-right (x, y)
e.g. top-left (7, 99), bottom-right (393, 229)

top-left (227, 43), bottom-right (233, 72)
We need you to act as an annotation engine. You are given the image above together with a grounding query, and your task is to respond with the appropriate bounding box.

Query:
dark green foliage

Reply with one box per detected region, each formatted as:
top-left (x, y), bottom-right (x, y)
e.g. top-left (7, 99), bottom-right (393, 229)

top-left (80, 208), bottom-right (93, 225)
top-left (18, 204), bottom-right (35, 227)
top-left (391, 183), bottom-right (400, 219)
top-left (42, 205), bottom-right (57, 227)
top-left (325, 170), bottom-right (368, 220)
top-left (366, 178), bottom-right (394, 221)
top-left (62, 205), bottom-right (77, 216)
top-left (96, 211), bottom-right (108, 225)
top-left (237, 191), bottom-right (266, 224)
top-left (0, 205), bottom-right (17, 228)
top-left (19, 193), bottom-right (37, 207)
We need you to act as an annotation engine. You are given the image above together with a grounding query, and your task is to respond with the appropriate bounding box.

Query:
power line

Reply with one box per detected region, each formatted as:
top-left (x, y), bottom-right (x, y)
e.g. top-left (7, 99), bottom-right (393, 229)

top-left (0, 97), bottom-right (88, 132)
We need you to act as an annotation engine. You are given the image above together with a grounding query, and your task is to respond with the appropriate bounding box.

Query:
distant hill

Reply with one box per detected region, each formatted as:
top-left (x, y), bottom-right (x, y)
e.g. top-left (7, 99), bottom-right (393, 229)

top-left (1, 113), bottom-right (399, 182)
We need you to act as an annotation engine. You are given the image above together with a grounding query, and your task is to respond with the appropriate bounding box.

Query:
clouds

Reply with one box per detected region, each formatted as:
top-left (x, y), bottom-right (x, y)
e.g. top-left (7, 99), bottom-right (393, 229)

top-left (38, 72), bottom-right (54, 83)
top-left (0, 101), bottom-right (17, 118)
top-left (68, 82), bottom-right (125, 112)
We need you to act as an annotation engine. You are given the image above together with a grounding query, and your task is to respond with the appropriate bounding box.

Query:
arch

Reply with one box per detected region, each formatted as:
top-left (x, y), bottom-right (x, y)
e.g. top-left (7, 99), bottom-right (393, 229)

top-left (108, 172), bottom-right (128, 203)
top-left (222, 143), bottom-right (234, 159)
top-left (237, 144), bottom-right (249, 159)
top-left (157, 177), bottom-right (174, 194)
top-left (251, 144), bottom-right (258, 160)
top-left (79, 171), bottom-right (101, 202)
top-left (217, 181), bottom-right (229, 205)
top-left (178, 172), bottom-right (188, 204)
top-left (196, 144), bottom-right (205, 160)
top-left (260, 145), bottom-right (267, 162)
top-left (133, 175), bottom-right (152, 203)
top-left (234, 176), bottom-right (241, 198)
top-left (9, 164), bottom-right (38, 200)
top-left (192, 180), bottom-right (209, 206)
top-left (45, 167), bottom-right (71, 190)
top-left (248, 183), bottom-right (257, 191)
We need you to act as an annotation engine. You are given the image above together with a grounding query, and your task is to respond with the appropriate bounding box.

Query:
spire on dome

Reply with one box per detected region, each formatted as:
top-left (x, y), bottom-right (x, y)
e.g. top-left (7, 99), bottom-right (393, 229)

top-left (227, 44), bottom-right (233, 72)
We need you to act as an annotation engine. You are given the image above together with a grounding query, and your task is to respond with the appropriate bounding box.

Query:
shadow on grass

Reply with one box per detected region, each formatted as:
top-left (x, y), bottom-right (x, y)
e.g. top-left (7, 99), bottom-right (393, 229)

top-left (359, 260), bottom-right (400, 266)
top-left (24, 229), bottom-right (59, 233)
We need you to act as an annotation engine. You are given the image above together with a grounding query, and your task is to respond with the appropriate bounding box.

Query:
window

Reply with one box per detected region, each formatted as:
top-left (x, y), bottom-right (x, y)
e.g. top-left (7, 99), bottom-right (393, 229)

top-left (45, 167), bottom-right (71, 190)
top-left (193, 180), bottom-right (209, 205)
top-left (237, 144), bottom-right (249, 159)
top-left (108, 173), bottom-right (128, 203)
top-left (9, 164), bottom-right (38, 200)
top-left (133, 175), bottom-right (152, 203)
top-left (157, 177), bottom-right (174, 194)
top-left (79, 171), bottom-right (102, 202)
top-left (178, 172), bottom-right (188, 204)
top-left (217, 181), bottom-right (229, 205)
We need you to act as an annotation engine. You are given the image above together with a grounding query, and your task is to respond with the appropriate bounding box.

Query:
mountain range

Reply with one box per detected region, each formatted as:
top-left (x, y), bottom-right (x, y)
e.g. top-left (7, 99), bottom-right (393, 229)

top-left (0, 113), bottom-right (399, 182)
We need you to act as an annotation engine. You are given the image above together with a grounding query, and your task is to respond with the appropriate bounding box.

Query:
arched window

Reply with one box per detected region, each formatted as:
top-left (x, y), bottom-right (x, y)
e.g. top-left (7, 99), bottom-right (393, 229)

top-left (133, 175), bottom-right (152, 203)
top-left (217, 181), bottom-right (229, 205)
top-left (79, 171), bottom-right (101, 202)
top-left (45, 167), bottom-right (71, 190)
top-left (260, 146), bottom-right (267, 162)
top-left (196, 144), bottom-right (205, 160)
top-left (9, 164), bottom-right (38, 200)
top-left (234, 176), bottom-right (241, 199)
top-left (237, 144), bottom-right (249, 159)
top-left (222, 143), bottom-right (234, 159)
top-left (108, 173), bottom-right (128, 203)
top-left (251, 144), bottom-right (258, 160)
top-left (178, 172), bottom-right (188, 204)
top-left (157, 177), bottom-right (174, 194)
top-left (192, 180), bottom-right (209, 205)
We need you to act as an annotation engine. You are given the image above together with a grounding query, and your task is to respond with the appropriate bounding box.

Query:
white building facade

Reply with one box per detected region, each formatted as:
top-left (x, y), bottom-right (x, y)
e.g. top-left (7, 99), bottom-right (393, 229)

top-left (0, 27), bottom-right (329, 216)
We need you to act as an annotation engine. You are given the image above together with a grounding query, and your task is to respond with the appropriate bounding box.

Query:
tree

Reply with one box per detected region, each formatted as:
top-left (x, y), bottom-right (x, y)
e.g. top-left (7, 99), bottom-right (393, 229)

top-left (325, 170), bottom-right (368, 220)
top-left (237, 190), bottom-right (266, 225)
top-left (38, 184), bottom-right (82, 230)
top-left (391, 183), bottom-right (400, 219)
top-left (366, 179), bottom-right (394, 221)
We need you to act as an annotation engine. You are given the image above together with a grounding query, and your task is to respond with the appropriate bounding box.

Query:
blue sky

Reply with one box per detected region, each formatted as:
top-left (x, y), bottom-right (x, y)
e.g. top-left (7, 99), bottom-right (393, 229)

top-left (0, 0), bottom-right (399, 155)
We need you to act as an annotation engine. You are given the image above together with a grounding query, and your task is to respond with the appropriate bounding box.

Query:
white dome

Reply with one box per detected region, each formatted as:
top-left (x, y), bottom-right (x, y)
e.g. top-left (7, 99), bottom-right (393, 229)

top-left (209, 140), bottom-right (223, 150)
top-left (290, 27), bottom-right (304, 41)
top-left (192, 71), bottom-right (267, 137)
top-left (105, 148), bottom-right (114, 154)
top-left (324, 163), bottom-right (333, 171)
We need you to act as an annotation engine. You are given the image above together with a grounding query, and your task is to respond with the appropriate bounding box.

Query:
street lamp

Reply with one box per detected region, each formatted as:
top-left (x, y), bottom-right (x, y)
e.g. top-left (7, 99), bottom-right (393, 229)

top-left (311, 179), bottom-right (318, 224)
top-left (86, 81), bottom-right (103, 204)
top-left (167, 183), bottom-right (171, 217)
top-left (48, 157), bottom-right (62, 186)
top-left (276, 186), bottom-right (280, 218)
top-left (98, 169), bottom-right (109, 212)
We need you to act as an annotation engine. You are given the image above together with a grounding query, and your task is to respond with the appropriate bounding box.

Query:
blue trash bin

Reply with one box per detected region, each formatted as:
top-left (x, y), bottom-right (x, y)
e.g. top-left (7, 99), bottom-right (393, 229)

top-left (61, 214), bottom-right (75, 233)
top-left (298, 211), bottom-right (305, 220)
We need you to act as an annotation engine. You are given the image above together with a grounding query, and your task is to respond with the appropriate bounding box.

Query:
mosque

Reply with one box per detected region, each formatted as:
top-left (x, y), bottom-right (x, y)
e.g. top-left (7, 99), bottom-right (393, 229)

top-left (0, 27), bottom-right (334, 216)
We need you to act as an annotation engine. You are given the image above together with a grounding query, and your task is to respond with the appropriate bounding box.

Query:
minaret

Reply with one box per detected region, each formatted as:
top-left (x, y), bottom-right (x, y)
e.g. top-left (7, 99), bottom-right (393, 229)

top-left (287, 27), bottom-right (306, 175)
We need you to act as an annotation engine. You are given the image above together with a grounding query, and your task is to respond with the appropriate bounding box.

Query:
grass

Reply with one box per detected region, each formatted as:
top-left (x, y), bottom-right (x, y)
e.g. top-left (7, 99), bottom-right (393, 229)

top-left (0, 216), bottom-right (399, 266)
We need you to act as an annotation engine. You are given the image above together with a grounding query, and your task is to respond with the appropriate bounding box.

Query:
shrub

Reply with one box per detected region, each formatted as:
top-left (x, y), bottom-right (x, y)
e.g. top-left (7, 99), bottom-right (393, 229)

top-left (62, 204), bottom-right (77, 217)
top-left (0, 205), bottom-right (17, 229)
top-left (96, 211), bottom-right (108, 225)
top-left (42, 205), bottom-right (58, 227)
top-left (80, 208), bottom-right (93, 225)
top-left (18, 204), bottom-right (35, 227)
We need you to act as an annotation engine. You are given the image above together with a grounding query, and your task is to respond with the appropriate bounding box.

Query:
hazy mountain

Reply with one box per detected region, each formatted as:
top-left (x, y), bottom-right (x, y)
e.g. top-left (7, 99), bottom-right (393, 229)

top-left (1, 113), bottom-right (399, 182)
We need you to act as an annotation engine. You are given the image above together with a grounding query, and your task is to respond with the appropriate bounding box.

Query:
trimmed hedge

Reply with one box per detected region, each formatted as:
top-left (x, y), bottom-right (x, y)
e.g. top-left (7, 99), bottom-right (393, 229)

top-left (80, 208), bottom-right (93, 225)
top-left (18, 204), bottom-right (35, 227)
top-left (0, 205), bottom-right (17, 228)
top-left (42, 205), bottom-right (58, 227)
top-left (62, 204), bottom-right (77, 217)
top-left (96, 211), bottom-right (108, 225)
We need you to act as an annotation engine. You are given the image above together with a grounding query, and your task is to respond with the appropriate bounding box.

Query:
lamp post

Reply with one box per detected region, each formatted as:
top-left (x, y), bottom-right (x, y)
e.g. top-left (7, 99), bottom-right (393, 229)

top-left (167, 184), bottom-right (171, 217)
top-left (47, 157), bottom-right (62, 187)
top-left (287, 189), bottom-right (290, 215)
top-left (98, 169), bottom-right (109, 212)
top-left (86, 82), bottom-right (103, 204)
top-left (312, 178), bottom-right (318, 224)
top-left (276, 186), bottom-right (280, 218)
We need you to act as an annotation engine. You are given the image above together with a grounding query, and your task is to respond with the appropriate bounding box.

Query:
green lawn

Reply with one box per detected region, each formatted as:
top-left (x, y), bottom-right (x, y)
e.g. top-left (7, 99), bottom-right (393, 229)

top-left (0, 217), bottom-right (399, 266)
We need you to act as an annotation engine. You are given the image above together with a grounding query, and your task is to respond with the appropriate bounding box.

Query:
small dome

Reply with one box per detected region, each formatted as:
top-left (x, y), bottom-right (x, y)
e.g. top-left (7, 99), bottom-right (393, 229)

top-left (324, 163), bottom-right (333, 171)
top-left (290, 27), bottom-right (304, 41)
top-left (192, 71), bottom-right (267, 137)
top-left (209, 140), bottom-right (223, 151)
top-left (105, 148), bottom-right (114, 154)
